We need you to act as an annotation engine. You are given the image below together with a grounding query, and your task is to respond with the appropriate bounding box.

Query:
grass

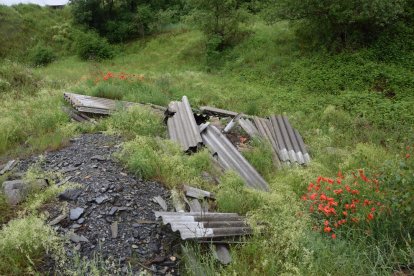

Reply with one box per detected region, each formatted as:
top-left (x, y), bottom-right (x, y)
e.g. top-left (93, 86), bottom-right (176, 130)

top-left (0, 10), bottom-right (413, 275)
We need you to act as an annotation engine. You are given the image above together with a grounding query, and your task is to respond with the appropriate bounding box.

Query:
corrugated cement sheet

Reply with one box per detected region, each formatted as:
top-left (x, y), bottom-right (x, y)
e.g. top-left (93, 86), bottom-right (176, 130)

top-left (200, 124), bottom-right (269, 191)
top-left (252, 115), bottom-right (310, 165)
top-left (154, 211), bottom-right (252, 240)
top-left (64, 92), bottom-right (138, 115)
top-left (166, 96), bottom-right (203, 151)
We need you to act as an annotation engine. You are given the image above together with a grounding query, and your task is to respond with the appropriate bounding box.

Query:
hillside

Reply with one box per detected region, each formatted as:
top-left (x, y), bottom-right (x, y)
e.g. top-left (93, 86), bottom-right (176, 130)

top-left (0, 3), bottom-right (413, 275)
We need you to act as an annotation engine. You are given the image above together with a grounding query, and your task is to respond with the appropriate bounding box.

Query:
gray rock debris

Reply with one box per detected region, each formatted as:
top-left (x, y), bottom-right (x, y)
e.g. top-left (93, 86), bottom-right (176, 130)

top-left (90, 155), bottom-right (106, 161)
top-left (70, 207), bottom-right (85, 220)
top-left (69, 232), bottom-right (89, 243)
top-left (2, 179), bottom-right (47, 205)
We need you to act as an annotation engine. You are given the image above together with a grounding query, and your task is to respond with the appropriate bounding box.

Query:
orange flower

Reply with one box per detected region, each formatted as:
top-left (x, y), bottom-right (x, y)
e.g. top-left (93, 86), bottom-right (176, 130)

top-left (342, 211), bottom-right (348, 216)
top-left (324, 226), bottom-right (332, 233)
top-left (406, 153), bottom-right (411, 159)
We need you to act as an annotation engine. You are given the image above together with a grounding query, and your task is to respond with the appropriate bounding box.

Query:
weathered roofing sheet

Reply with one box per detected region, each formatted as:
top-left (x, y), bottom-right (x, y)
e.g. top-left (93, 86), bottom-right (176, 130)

top-left (199, 106), bottom-right (239, 118)
top-left (64, 92), bottom-right (137, 114)
top-left (200, 124), bottom-right (269, 192)
top-left (246, 115), bottom-right (310, 165)
top-left (154, 211), bottom-right (252, 240)
top-left (166, 96), bottom-right (203, 151)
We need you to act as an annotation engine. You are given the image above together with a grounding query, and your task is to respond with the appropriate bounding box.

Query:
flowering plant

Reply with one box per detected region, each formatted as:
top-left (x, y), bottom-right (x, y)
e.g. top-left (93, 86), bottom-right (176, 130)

top-left (95, 71), bottom-right (145, 83)
top-left (302, 169), bottom-right (386, 239)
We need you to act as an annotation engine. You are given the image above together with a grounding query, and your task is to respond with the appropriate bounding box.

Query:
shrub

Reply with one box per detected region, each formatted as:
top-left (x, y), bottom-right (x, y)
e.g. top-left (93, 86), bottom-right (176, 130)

top-left (0, 216), bottom-right (65, 274)
top-left (29, 45), bottom-right (56, 67)
top-left (75, 31), bottom-right (114, 61)
top-left (274, 0), bottom-right (410, 48)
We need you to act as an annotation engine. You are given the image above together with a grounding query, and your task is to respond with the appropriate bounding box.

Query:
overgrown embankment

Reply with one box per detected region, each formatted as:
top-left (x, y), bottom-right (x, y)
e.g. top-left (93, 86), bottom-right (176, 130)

top-left (0, 6), bottom-right (413, 274)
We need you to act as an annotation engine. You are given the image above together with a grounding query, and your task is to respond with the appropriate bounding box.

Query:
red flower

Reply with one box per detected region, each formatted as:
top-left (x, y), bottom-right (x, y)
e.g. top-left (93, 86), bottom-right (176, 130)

top-left (345, 185), bottom-right (351, 192)
top-left (331, 233), bottom-right (336, 239)
top-left (317, 176), bottom-right (322, 184)
top-left (406, 153), bottom-right (411, 159)
top-left (310, 193), bottom-right (317, 200)
top-left (301, 195), bottom-right (307, 201)
top-left (320, 194), bottom-right (327, 201)
top-left (371, 207), bottom-right (376, 212)
top-left (342, 211), bottom-right (348, 216)
top-left (336, 178), bottom-right (342, 184)
top-left (337, 171), bottom-right (344, 179)
top-left (334, 189), bottom-right (343, 195)
top-left (324, 226), bottom-right (332, 233)
top-left (324, 220), bottom-right (329, 226)
top-left (327, 178), bottom-right (334, 184)
top-left (367, 213), bottom-right (374, 220)
top-left (351, 189), bottom-right (360, 195)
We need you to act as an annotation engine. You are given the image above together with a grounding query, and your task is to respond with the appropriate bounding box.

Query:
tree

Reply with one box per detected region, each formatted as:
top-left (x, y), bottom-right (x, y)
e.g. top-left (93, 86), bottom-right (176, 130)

top-left (187, 0), bottom-right (249, 50)
top-left (272, 0), bottom-right (410, 49)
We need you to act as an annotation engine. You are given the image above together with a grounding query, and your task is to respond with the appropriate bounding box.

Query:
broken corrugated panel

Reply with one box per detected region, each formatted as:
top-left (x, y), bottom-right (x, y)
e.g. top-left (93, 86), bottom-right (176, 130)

top-left (253, 117), bottom-right (283, 168)
top-left (64, 92), bottom-right (138, 115)
top-left (0, 160), bottom-right (18, 175)
top-left (251, 115), bottom-right (310, 165)
top-left (238, 118), bottom-right (259, 137)
top-left (166, 96), bottom-right (203, 151)
top-left (199, 106), bottom-right (239, 118)
top-left (200, 124), bottom-right (269, 192)
top-left (154, 211), bottom-right (252, 240)
top-left (271, 115), bottom-right (309, 165)
top-left (183, 185), bottom-right (215, 199)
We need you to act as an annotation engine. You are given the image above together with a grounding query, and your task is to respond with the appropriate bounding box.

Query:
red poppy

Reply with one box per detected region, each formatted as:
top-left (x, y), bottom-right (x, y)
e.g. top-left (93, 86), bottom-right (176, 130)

top-left (406, 153), bottom-right (411, 159)
top-left (324, 226), bottom-right (332, 233)
top-left (331, 233), bottom-right (337, 239)
top-left (342, 211), bottom-right (348, 216)
top-left (351, 189), bottom-right (360, 195)
top-left (367, 213), bottom-right (374, 220)
top-left (334, 189), bottom-right (343, 195)
top-left (337, 171), bottom-right (344, 179)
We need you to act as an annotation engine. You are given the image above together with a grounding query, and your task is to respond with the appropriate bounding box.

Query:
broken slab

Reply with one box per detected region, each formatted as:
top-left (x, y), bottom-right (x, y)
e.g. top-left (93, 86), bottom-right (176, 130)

top-left (166, 96), bottom-right (203, 152)
top-left (213, 244), bottom-right (232, 265)
top-left (111, 221), bottom-right (118, 238)
top-left (2, 179), bottom-right (48, 205)
top-left (183, 185), bottom-right (215, 199)
top-left (70, 207), bottom-right (85, 220)
top-left (153, 196), bottom-right (168, 211)
top-left (0, 160), bottom-right (18, 175)
top-left (69, 232), bottom-right (89, 243)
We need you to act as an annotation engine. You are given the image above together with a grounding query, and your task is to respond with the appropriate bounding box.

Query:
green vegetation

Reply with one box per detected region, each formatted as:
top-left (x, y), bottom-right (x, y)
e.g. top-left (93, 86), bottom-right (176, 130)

top-left (0, 1), bottom-right (413, 274)
top-left (0, 215), bottom-right (65, 275)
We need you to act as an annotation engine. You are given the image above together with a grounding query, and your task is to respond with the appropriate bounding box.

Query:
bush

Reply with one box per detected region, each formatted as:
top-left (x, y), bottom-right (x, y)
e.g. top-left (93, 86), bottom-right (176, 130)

top-left (0, 216), bottom-right (65, 274)
top-left (274, 0), bottom-right (410, 49)
top-left (29, 45), bottom-right (56, 67)
top-left (75, 31), bottom-right (114, 61)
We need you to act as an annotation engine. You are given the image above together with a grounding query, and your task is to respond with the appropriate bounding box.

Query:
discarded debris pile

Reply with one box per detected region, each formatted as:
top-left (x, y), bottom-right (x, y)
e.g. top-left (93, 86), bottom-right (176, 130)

top-left (166, 101), bottom-right (310, 191)
top-left (63, 92), bottom-right (166, 122)
top-left (153, 185), bottom-right (248, 265)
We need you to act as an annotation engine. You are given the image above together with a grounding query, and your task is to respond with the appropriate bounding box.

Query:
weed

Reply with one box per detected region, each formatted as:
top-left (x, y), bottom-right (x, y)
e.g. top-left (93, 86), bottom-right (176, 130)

top-left (0, 215), bottom-right (65, 275)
